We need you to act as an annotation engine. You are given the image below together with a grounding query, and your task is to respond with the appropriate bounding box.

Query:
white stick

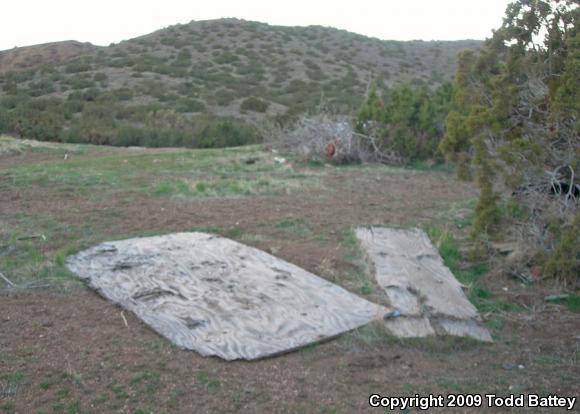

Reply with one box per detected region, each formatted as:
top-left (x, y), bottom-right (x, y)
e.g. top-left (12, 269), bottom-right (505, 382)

top-left (0, 271), bottom-right (15, 287)
top-left (120, 311), bottom-right (129, 327)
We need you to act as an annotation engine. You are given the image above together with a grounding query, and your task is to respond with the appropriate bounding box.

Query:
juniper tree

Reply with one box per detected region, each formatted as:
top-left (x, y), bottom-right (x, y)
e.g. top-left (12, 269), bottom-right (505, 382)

top-left (439, 0), bottom-right (579, 277)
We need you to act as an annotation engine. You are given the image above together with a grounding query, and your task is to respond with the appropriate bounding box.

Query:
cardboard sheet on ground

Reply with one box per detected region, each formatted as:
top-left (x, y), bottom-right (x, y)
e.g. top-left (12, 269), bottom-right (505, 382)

top-left (66, 233), bottom-right (385, 360)
top-left (356, 227), bottom-right (492, 342)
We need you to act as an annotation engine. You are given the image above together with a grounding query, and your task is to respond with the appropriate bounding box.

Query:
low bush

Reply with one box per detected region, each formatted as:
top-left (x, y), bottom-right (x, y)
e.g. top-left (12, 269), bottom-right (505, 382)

top-left (213, 88), bottom-right (236, 106)
top-left (176, 98), bottom-right (206, 113)
top-left (240, 97), bottom-right (269, 113)
top-left (355, 80), bottom-right (453, 163)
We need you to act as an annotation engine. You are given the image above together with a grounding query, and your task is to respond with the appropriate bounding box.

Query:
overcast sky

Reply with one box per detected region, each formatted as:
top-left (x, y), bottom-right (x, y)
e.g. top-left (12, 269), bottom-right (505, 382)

top-left (1, 0), bottom-right (511, 51)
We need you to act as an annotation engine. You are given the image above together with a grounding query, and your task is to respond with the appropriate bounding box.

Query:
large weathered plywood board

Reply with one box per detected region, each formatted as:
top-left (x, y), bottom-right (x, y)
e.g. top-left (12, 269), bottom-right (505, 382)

top-left (66, 232), bottom-right (386, 360)
top-left (356, 227), bottom-right (492, 342)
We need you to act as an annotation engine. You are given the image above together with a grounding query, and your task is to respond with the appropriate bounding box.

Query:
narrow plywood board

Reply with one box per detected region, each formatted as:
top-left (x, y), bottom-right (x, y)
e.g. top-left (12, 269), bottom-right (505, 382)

top-left (66, 232), bottom-right (386, 360)
top-left (356, 227), bottom-right (492, 342)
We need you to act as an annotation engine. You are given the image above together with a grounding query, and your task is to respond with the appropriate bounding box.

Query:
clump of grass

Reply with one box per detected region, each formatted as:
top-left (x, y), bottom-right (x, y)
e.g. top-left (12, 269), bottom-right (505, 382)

top-left (195, 372), bottom-right (221, 392)
top-left (223, 227), bottom-right (243, 239)
top-left (406, 160), bottom-right (452, 173)
top-left (130, 370), bottom-right (160, 386)
top-left (274, 217), bottom-right (311, 236)
top-left (338, 229), bottom-right (378, 299)
top-left (195, 182), bottom-right (207, 193)
top-left (545, 294), bottom-right (580, 313)
top-left (426, 226), bottom-right (523, 314)
top-left (498, 197), bottom-right (528, 221)
top-left (151, 175), bottom-right (313, 199)
top-left (152, 180), bottom-right (195, 197)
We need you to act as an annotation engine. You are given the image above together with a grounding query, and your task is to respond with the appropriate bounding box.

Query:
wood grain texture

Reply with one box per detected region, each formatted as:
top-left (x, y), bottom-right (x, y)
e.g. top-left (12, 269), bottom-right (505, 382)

top-left (356, 227), bottom-right (492, 342)
top-left (66, 232), bottom-right (386, 360)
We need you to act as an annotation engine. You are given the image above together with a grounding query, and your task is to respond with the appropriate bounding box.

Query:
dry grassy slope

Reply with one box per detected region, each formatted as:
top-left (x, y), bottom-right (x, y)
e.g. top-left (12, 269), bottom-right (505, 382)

top-left (0, 41), bottom-right (98, 74)
top-left (0, 19), bottom-right (481, 117)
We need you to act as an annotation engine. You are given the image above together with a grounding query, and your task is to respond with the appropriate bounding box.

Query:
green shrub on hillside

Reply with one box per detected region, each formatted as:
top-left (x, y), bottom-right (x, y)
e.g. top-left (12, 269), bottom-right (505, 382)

top-left (176, 98), bottom-right (206, 113)
top-left (66, 74), bottom-right (95, 90)
top-left (64, 99), bottom-right (84, 114)
top-left (94, 72), bottom-right (108, 82)
top-left (0, 94), bottom-right (28, 109)
top-left (9, 99), bottom-right (66, 141)
top-left (213, 88), bottom-right (236, 106)
top-left (111, 88), bottom-right (134, 101)
top-left (27, 80), bottom-right (56, 97)
top-left (110, 114), bottom-right (260, 148)
top-left (213, 52), bottom-right (241, 65)
top-left (82, 87), bottom-right (101, 102)
top-left (195, 117), bottom-right (260, 148)
top-left (65, 60), bottom-right (92, 73)
top-left (240, 96), bottom-right (269, 113)
top-left (0, 110), bottom-right (10, 133)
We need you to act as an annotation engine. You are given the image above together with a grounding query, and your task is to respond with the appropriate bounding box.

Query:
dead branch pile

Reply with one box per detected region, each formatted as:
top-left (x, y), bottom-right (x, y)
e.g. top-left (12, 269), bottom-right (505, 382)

top-left (259, 114), bottom-right (402, 164)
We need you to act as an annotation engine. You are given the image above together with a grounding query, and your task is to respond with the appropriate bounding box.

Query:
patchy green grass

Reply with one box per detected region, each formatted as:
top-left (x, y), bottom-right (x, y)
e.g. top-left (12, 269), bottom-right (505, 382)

top-left (3, 143), bottom-right (323, 200)
top-left (338, 229), bottom-right (375, 298)
top-left (195, 371), bottom-right (221, 392)
top-left (498, 196), bottom-right (528, 221)
top-left (338, 320), bottom-right (483, 354)
top-left (274, 217), bottom-right (312, 236)
top-left (0, 143), bottom-right (329, 289)
top-left (0, 402), bottom-right (16, 414)
top-left (406, 160), bottom-right (453, 173)
top-left (426, 226), bottom-right (524, 315)
top-left (545, 294), bottom-right (580, 313)
top-left (152, 176), bottom-right (307, 198)
top-left (0, 214), bottom-right (253, 290)
top-left (0, 372), bottom-right (25, 413)
top-left (0, 215), bottom-right (101, 289)
top-left (0, 136), bottom-right (95, 157)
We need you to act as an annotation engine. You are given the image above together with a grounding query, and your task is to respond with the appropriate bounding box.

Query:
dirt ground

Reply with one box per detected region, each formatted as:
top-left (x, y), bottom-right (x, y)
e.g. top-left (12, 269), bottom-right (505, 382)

top-left (1, 144), bottom-right (579, 413)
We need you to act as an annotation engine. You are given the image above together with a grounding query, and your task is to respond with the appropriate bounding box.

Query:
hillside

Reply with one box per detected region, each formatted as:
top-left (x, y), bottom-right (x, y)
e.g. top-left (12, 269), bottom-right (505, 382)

top-left (0, 41), bottom-right (98, 74)
top-left (0, 19), bottom-right (481, 147)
